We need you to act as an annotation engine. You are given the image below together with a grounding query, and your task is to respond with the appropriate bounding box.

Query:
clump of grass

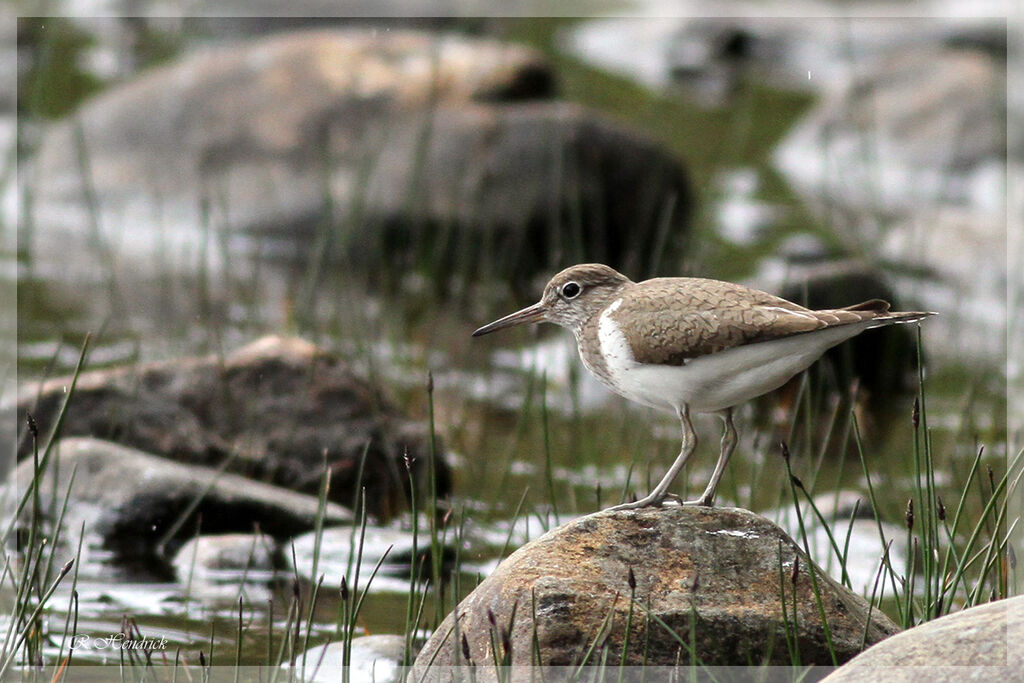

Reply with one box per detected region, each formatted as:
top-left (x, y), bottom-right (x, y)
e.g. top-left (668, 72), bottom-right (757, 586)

top-left (778, 330), bottom-right (1016, 639)
top-left (1, 336), bottom-right (90, 677)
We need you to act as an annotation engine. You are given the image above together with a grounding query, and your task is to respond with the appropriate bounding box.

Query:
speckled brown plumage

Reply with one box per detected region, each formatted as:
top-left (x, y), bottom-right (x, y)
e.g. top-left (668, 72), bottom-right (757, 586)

top-left (605, 277), bottom-right (895, 366)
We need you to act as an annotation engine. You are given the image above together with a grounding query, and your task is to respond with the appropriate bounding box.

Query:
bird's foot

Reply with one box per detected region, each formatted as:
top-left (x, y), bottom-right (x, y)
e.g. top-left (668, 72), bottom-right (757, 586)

top-left (607, 492), bottom-right (671, 511)
top-left (682, 494), bottom-right (715, 507)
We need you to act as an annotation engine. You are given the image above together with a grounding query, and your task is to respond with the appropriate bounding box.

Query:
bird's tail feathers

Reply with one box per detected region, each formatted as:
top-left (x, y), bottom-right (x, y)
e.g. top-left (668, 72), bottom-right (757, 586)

top-left (867, 310), bottom-right (937, 327)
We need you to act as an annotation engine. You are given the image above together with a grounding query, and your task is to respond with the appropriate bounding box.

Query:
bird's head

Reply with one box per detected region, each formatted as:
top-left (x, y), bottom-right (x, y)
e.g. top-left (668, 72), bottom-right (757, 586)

top-left (472, 264), bottom-right (632, 338)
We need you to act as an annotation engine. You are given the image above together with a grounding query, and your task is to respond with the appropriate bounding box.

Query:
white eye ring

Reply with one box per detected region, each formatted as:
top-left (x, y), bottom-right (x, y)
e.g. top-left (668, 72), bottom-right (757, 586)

top-left (561, 281), bottom-right (582, 299)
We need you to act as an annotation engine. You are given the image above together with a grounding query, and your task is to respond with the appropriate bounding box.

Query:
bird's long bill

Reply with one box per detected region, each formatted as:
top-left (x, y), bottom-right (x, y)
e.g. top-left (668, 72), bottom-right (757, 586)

top-left (472, 302), bottom-right (546, 337)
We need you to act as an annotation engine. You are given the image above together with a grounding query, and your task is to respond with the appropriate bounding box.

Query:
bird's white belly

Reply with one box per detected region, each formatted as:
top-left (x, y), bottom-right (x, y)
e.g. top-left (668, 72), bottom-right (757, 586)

top-left (594, 310), bottom-right (873, 414)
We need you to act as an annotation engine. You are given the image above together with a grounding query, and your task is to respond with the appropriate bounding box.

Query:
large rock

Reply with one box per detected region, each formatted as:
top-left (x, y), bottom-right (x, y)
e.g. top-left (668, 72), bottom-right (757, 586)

top-left (413, 507), bottom-right (898, 671)
top-left (28, 28), bottom-right (691, 285)
top-left (821, 595), bottom-right (1024, 682)
top-left (775, 45), bottom-right (1004, 216)
top-left (34, 29), bottom-right (552, 200)
top-left (772, 44), bottom-right (1007, 366)
top-left (9, 437), bottom-right (351, 556)
top-left (16, 336), bottom-right (448, 520)
top-left (320, 100), bottom-right (693, 285)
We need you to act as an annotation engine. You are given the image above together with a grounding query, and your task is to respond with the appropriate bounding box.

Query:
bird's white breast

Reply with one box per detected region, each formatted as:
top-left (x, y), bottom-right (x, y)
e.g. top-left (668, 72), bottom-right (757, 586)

top-left (595, 299), bottom-right (674, 411)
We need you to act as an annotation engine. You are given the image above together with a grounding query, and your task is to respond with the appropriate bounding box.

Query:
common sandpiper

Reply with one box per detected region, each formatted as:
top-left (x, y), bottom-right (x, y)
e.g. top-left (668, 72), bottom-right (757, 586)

top-left (473, 263), bottom-right (934, 509)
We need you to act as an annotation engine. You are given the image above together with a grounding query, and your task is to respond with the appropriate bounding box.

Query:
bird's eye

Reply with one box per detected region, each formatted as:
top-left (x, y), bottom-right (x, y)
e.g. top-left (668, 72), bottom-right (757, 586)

top-left (561, 282), bottom-right (582, 299)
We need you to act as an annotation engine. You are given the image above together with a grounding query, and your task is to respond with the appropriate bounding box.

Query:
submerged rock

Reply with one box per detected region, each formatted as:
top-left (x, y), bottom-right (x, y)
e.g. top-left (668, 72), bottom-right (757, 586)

top-left (9, 437), bottom-right (351, 556)
top-left (822, 595), bottom-right (1024, 681)
top-left (413, 506), bottom-right (898, 671)
top-left (290, 525), bottom-right (456, 594)
top-left (172, 532), bottom-right (280, 578)
top-left (16, 336), bottom-right (449, 520)
top-left (172, 532), bottom-right (282, 603)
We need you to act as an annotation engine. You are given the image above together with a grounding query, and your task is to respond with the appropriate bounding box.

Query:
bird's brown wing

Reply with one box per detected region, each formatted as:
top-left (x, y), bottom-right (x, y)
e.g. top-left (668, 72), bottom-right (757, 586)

top-left (613, 278), bottom-right (887, 366)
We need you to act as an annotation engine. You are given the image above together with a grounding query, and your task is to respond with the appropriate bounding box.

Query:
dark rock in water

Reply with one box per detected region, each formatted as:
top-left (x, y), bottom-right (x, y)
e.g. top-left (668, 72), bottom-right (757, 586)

top-left (777, 260), bottom-right (921, 407)
top-left (821, 595), bottom-right (1024, 682)
top-left (9, 437), bottom-right (351, 556)
top-left (16, 336), bottom-right (449, 520)
top-left (29, 28), bottom-right (690, 286)
top-left (287, 634), bottom-right (408, 683)
top-left (666, 18), bottom-right (778, 106)
top-left (413, 506), bottom-right (898, 671)
top-left (378, 101), bottom-right (692, 285)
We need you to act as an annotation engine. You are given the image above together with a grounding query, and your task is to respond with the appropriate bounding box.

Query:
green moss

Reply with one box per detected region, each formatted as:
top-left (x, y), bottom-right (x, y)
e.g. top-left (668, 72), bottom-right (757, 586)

top-left (19, 17), bottom-right (184, 121)
top-left (18, 17), bottom-right (106, 119)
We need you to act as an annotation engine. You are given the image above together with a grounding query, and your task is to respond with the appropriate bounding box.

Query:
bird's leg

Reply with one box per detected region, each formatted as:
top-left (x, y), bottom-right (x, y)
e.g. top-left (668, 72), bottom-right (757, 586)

top-left (609, 405), bottom-right (697, 510)
top-left (685, 407), bottom-right (737, 507)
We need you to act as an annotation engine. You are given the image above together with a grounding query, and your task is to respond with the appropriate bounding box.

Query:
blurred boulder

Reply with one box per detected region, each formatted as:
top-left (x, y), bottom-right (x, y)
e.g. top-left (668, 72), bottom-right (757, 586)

top-left (879, 210), bottom-right (1007, 366)
top-left (9, 437), bottom-right (351, 556)
top-left (775, 45), bottom-right (1004, 215)
top-left (28, 28), bottom-right (690, 286)
top-left (17, 336), bottom-right (449, 520)
top-left (772, 44), bottom-right (1006, 367)
top-left (342, 100), bottom-right (693, 285)
top-left (413, 506), bottom-right (898, 669)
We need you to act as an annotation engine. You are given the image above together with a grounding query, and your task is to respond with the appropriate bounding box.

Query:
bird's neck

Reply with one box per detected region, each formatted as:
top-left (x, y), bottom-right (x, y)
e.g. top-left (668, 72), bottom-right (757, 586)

top-left (569, 282), bottom-right (631, 339)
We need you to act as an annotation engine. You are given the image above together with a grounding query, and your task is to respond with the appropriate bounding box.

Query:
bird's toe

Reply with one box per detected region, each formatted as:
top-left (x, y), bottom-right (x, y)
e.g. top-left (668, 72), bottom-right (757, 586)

top-left (607, 493), bottom-right (672, 511)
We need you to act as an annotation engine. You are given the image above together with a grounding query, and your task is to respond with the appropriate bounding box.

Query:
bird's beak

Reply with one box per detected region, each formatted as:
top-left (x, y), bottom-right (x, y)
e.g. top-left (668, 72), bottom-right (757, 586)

top-left (472, 302), bottom-right (547, 337)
